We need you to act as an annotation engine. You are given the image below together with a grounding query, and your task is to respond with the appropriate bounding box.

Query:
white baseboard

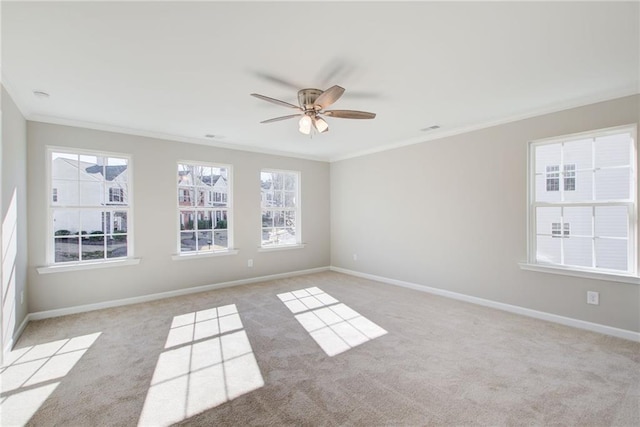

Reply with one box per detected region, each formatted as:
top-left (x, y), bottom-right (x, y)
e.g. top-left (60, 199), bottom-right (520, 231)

top-left (4, 314), bottom-right (31, 355)
top-left (330, 266), bottom-right (640, 343)
top-left (29, 267), bottom-right (330, 321)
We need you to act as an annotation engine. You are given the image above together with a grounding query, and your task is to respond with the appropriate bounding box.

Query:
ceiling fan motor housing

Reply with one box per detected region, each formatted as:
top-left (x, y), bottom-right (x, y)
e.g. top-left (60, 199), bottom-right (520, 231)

top-left (298, 88), bottom-right (323, 110)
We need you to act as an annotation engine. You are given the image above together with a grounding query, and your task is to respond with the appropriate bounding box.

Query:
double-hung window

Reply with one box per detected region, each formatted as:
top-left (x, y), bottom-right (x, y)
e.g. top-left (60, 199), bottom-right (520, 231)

top-left (528, 126), bottom-right (637, 276)
top-left (177, 162), bottom-right (232, 254)
top-left (49, 149), bottom-right (130, 264)
top-left (261, 169), bottom-right (300, 248)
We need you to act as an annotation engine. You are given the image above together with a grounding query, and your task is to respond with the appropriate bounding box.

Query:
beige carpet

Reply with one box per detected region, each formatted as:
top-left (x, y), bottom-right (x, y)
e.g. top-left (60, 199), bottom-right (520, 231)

top-left (1, 271), bottom-right (639, 426)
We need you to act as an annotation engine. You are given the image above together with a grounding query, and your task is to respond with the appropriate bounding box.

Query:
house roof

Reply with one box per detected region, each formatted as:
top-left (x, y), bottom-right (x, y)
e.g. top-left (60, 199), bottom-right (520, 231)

top-left (85, 165), bottom-right (128, 182)
top-left (55, 158), bottom-right (127, 182)
top-left (178, 170), bottom-right (225, 187)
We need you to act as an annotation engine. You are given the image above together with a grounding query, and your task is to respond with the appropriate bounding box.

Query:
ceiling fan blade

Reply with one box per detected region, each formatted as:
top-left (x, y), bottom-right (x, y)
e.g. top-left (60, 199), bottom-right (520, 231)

top-left (260, 114), bottom-right (302, 124)
top-left (314, 85), bottom-right (345, 109)
top-left (251, 93), bottom-right (301, 110)
top-left (323, 110), bottom-right (376, 119)
top-left (252, 71), bottom-right (302, 90)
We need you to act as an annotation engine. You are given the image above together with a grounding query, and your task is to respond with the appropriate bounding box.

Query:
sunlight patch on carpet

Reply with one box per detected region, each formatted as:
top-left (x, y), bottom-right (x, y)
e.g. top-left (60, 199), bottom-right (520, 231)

top-left (138, 304), bottom-right (264, 427)
top-left (0, 332), bottom-right (101, 425)
top-left (278, 288), bottom-right (387, 356)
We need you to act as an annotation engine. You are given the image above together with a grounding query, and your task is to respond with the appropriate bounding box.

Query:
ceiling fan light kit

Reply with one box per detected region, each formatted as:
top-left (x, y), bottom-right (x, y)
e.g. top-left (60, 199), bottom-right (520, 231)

top-left (251, 85), bottom-right (376, 135)
top-left (298, 115), bottom-right (312, 134)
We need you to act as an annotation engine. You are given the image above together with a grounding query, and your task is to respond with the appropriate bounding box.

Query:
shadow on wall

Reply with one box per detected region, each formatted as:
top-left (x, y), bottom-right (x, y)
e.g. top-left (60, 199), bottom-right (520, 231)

top-left (2, 189), bottom-right (18, 355)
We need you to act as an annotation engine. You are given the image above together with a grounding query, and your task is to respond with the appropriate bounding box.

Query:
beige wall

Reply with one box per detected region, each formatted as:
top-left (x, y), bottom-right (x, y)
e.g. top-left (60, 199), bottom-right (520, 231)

top-left (331, 95), bottom-right (640, 333)
top-left (27, 122), bottom-right (330, 312)
top-left (1, 86), bottom-right (29, 349)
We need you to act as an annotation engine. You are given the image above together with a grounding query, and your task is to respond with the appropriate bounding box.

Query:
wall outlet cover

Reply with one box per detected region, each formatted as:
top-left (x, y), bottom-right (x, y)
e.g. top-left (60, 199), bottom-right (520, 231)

top-left (587, 291), bottom-right (599, 305)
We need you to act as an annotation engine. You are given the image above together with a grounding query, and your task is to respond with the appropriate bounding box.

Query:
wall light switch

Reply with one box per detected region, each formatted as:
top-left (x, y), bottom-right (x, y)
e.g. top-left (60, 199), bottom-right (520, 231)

top-left (248, 259), bottom-right (253, 268)
top-left (587, 291), bottom-right (599, 305)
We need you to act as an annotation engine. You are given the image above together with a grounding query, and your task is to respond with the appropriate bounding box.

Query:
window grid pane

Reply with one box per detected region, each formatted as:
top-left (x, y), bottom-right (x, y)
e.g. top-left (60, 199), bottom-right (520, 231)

top-left (177, 163), bottom-right (230, 254)
top-left (261, 171), bottom-right (299, 247)
top-left (50, 150), bottom-right (130, 264)
top-left (531, 128), bottom-right (635, 274)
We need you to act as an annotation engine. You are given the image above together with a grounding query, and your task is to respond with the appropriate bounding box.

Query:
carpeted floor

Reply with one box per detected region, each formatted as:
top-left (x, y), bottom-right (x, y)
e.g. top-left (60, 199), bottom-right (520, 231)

top-left (1, 271), bottom-right (639, 426)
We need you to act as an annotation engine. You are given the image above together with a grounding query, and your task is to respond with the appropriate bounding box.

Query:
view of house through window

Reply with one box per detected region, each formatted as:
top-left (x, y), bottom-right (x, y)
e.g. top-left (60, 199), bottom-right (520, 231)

top-left (50, 150), bottom-right (130, 264)
top-left (261, 170), bottom-right (300, 247)
top-left (530, 126), bottom-right (636, 273)
top-left (178, 163), bottom-right (230, 254)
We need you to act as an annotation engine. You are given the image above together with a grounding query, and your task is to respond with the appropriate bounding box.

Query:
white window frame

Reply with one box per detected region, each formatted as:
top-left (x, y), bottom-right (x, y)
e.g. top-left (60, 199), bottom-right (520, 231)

top-left (563, 164), bottom-right (576, 191)
top-left (523, 125), bottom-right (639, 283)
top-left (109, 187), bottom-right (124, 203)
top-left (42, 146), bottom-right (136, 271)
top-left (260, 169), bottom-right (303, 250)
top-left (174, 161), bottom-right (237, 259)
top-left (546, 165), bottom-right (560, 191)
top-left (551, 222), bottom-right (570, 238)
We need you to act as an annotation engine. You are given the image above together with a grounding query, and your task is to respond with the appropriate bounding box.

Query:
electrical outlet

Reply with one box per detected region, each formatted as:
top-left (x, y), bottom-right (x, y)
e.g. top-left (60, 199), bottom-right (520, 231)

top-left (353, 253), bottom-right (358, 261)
top-left (587, 291), bottom-right (599, 305)
top-left (248, 259), bottom-right (253, 268)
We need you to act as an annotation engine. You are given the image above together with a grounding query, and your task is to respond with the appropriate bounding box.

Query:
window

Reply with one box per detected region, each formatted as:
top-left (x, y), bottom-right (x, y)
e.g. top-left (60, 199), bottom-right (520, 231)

top-left (177, 162), bottom-right (231, 254)
top-left (546, 165), bottom-right (560, 191)
top-left (563, 164), bottom-right (576, 191)
top-left (261, 170), bottom-right (300, 247)
top-left (545, 164), bottom-right (576, 192)
top-left (551, 222), bottom-right (570, 238)
top-left (109, 187), bottom-right (124, 203)
top-left (49, 149), bottom-right (130, 264)
top-left (529, 126), bottom-right (636, 274)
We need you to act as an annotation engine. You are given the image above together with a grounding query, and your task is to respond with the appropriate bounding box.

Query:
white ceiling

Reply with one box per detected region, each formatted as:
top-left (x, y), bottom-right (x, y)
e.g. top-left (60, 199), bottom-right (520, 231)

top-left (2, 1), bottom-right (638, 162)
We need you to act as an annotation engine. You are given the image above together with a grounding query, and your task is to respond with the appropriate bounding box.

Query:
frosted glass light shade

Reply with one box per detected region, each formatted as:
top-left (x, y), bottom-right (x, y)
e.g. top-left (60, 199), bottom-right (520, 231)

top-left (298, 115), bottom-right (312, 135)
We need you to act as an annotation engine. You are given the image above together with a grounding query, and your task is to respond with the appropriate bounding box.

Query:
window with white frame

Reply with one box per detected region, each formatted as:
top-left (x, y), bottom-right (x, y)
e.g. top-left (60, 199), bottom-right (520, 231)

top-left (551, 222), bottom-right (570, 238)
top-left (109, 187), bottom-right (124, 203)
top-left (546, 164), bottom-right (576, 192)
top-left (546, 165), bottom-right (560, 191)
top-left (177, 162), bottom-right (231, 254)
top-left (261, 170), bottom-right (300, 247)
top-left (563, 164), bottom-right (576, 191)
top-left (529, 126), bottom-right (637, 274)
top-left (49, 149), bottom-right (130, 264)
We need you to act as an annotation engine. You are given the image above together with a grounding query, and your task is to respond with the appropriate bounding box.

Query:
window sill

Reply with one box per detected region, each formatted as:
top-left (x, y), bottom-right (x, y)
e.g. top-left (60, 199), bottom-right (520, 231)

top-left (518, 262), bottom-right (640, 285)
top-left (172, 249), bottom-right (239, 261)
top-left (37, 258), bottom-right (141, 274)
top-left (258, 243), bottom-right (306, 252)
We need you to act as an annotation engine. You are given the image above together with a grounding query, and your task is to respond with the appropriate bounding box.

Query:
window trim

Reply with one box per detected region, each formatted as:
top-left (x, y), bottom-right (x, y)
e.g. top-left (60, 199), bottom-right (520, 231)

top-left (525, 125), bottom-right (639, 281)
top-left (175, 160), bottom-right (234, 257)
top-left (45, 146), bottom-right (135, 268)
top-left (260, 168), bottom-right (302, 249)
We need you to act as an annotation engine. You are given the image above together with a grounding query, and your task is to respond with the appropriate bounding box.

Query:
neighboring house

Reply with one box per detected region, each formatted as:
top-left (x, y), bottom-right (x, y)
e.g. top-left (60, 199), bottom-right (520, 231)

top-left (261, 180), bottom-right (275, 207)
top-left (260, 173), bottom-right (297, 246)
top-left (52, 157), bottom-right (128, 235)
top-left (178, 169), bottom-right (228, 229)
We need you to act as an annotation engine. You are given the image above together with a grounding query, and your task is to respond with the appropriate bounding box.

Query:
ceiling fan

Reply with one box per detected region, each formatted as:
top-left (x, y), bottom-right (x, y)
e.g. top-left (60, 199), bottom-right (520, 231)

top-left (250, 85), bottom-right (376, 135)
